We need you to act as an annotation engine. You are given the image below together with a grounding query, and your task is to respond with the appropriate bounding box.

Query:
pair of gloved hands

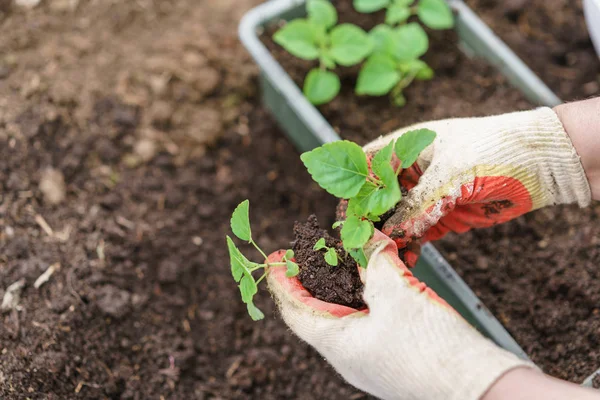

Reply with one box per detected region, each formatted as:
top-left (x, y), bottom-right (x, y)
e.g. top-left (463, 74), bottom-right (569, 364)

top-left (267, 107), bottom-right (591, 400)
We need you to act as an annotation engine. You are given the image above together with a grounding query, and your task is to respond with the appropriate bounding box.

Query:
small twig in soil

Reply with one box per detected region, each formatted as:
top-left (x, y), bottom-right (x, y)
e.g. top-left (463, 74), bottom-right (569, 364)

top-left (34, 262), bottom-right (60, 289)
top-left (35, 214), bottom-right (54, 237)
top-left (67, 267), bottom-right (85, 304)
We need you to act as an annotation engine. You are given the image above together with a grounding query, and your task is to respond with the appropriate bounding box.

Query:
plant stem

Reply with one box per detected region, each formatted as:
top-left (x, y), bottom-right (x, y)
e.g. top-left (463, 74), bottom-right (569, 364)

top-left (250, 239), bottom-right (269, 262)
top-left (255, 272), bottom-right (267, 285)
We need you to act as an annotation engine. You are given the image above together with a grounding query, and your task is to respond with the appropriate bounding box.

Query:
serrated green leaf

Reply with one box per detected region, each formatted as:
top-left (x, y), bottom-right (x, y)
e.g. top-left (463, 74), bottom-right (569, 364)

top-left (353, 0), bottom-right (390, 13)
top-left (313, 238), bottom-right (327, 251)
top-left (341, 216), bottom-right (373, 249)
top-left (239, 275), bottom-right (258, 304)
top-left (371, 141), bottom-right (396, 186)
top-left (303, 68), bottom-right (341, 105)
top-left (394, 0), bottom-right (414, 5)
top-left (230, 200), bottom-right (251, 242)
top-left (332, 221), bottom-right (344, 229)
top-left (349, 247), bottom-right (368, 268)
top-left (325, 247), bottom-right (338, 266)
top-left (301, 141), bottom-right (369, 198)
top-left (329, 24), bottom-right (373, 66)
top-left (385, 4), bottom-right (410, 25)
top-left (273, 19), bottom-right (320, 60)
top-left (307, 0), bottom-right (338, 29)
top-left (347, 181), bottom-right (378, 217)
top-left (247, 301), bottom-right (265, 321)
top-left (394, 128), bottom-right (436, 168)
top-left (395, 22), bottom-right (429, 61)
top-left (285, 260), bottom-right (300, 277)
top-left (284, 249), bottom-right (294, 260)
top-left (418, 0), bottom-right (454, 29)
top-left (369, 24), bottom-right (396, 56)
top-left (356, 54), bottom-right (401, 96)
top-left (227, 236), bottom-right (250, 282)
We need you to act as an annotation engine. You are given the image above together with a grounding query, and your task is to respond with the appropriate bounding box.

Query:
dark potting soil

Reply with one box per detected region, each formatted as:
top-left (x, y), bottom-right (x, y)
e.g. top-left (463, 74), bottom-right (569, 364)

top-left (293, 215), bottom-right (365, 309)
top-left (261, 0), bottom-right (532, 145)
top-left (263, 0), bottom-right (600, 385)
top-left (464, 0), bottom-right (600, 101)
top-left (593, 373), bottom-right (600, 389)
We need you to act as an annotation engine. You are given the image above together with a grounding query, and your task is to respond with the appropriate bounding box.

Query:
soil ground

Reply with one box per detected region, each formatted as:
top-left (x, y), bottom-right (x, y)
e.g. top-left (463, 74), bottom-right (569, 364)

top-left (0, 1), bottom-right (366, 398)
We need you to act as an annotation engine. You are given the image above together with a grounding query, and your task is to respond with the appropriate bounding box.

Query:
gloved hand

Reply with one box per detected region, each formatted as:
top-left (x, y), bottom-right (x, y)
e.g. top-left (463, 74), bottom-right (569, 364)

top-left (362, 107), bottom-right (591, 248)
top-left (267, 230), bottom-right (534, 400)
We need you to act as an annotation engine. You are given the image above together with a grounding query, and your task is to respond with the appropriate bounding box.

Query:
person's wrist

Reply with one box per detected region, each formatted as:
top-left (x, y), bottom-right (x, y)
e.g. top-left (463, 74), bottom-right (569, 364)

top-left (554, 98), bottom-right (600, 200)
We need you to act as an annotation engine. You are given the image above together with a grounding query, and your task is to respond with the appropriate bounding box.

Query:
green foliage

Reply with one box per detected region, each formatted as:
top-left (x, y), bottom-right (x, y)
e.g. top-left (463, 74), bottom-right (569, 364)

top-left (307, 0), bottom-right (338, 29)
top-left (230, 200), bottom-right (251, 242)
top-left (394, 128), bottom-right (437, 168)
top-left (303, 68), bottom-right (341, 105)
top-left (395, 23), bottom-right (428, 60)
top-left (273, 0), bottom-right (371, 105)
top-left (301, 131), bottom-right (436, 265)
top-left (325, 248), bottom-right (339, 266)
top-left (300, 141), bottom-right (369, 198)
top-left (418, 0), bottom-right (454, 29)
top-left (227, 201), bottom-right (297, 321)
top-left (353, 0), bottom-right (390, 13)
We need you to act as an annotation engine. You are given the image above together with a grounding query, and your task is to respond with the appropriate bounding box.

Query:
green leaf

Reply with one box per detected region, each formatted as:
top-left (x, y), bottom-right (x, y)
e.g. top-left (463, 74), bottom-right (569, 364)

top-left (394, 128), bottom-right (436, 168)
top-left (329, 24), bottom-right (373, 66)
top-left (369, 24), bottom-right (396, 56)
top-left (341, 215), bottom-right (373, 249)
top-left (399, 59), bottom-right (434, 79)
top-left (227, 236), bottom-right (247, 282)
top-left (230, 200), bottom-right (251, 242)
top-left (307, 0), bottom-right (338, 29)
top-left (285, 260), bottom-right (300, 277)
top-left (347, 181), bottom-right (378, 217)
top-left (247, 301), bottom-right (265, 321)
top-left (418, 0), bottom-right (454, 29)
top-left (332, 221), bottom-right (344, 229)
top-left (301, 140), bottom-right (369, 198)
top-left (284, 249), bottom-right (294, 260)
top-left (353, 0), bottom-right (390, 13)
top-left (371, 141), bottom-right (396, 186)
top-left (356, 54), bottom-right (400, 96)
top-left (320, 52), bottom-right (336, 69)
top-left (303, 68), bottom-right (341, 105)
top-left (349, 247), bottom-right (368, 268)
top-left (325, 248), bottom-right (338, 266)
top-left (394, 0), bottom-right (414, 5)
top-left (395, 22), bottom-right (429, 60)
top-left (385, 4), bottom-right (410, 25)
top-left (239, 275), bottom-right (258, 304)
top-left (273, 19), bottom-right (320, 60)
top-left (313, 238), bottom-right (327, 251)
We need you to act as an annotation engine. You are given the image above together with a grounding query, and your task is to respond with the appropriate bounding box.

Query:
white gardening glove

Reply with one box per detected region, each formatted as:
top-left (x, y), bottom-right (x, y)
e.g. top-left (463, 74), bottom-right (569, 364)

top-left (362, 107), bottom-right (591, 249)
top-left (267, 231), bottom-right (535, 400)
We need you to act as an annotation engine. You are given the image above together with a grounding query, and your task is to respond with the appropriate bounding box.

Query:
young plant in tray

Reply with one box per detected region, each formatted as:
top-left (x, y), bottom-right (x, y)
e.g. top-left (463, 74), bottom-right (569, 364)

top-left (273, 0), bottom-right (372, 105)
top-left (272, 0), bottom-right (454, 106)
top-left (355, 0), bottom-right (454, 105)
top-left (227, 129), bottom-right (436, 320)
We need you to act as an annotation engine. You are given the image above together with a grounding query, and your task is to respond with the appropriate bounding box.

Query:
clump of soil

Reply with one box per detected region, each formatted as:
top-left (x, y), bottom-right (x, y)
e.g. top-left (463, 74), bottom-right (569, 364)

top-left (593, 373), bottom-right (600, 389)
top-left (293, 215), bottom-right (365, 309)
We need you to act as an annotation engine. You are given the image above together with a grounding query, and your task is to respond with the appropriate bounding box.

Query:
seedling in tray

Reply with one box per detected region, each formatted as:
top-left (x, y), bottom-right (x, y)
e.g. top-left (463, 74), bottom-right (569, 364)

top-left (272, 0), bottom-right (454, 106)
top-left (227, 129), bottom-right (436, 319)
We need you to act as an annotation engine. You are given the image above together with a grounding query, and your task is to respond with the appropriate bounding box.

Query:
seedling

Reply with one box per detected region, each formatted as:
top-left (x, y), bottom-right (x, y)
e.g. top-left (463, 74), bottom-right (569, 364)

top-left (227, 129), bottom-right (436, 319)
top-left (354, 0), bottom-right (454, 29)
top-left (272, 0), bottom-right (454, 106)
top-left (301, 128), bottom-right (436, 266)
top-left (313, 237), bottom-right (340, 266)
top-left (355, 0), bottom-right (454, 105)
top-left (273, 0), bottom-right (372, 104)
top-left (227, 200), bottom-right (299, 320)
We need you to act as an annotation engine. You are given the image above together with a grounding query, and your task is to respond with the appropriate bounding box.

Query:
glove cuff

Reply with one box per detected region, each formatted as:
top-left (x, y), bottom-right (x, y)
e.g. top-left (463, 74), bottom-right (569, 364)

top-left (474, 107), bottom-right (591, 209)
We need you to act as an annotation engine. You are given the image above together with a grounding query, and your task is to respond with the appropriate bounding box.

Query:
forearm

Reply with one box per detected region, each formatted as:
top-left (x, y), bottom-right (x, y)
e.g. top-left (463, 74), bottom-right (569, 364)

top-left (554, 97), bottom-right (600, 200)
top-left (483, 367), bottom-right (600, 400)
